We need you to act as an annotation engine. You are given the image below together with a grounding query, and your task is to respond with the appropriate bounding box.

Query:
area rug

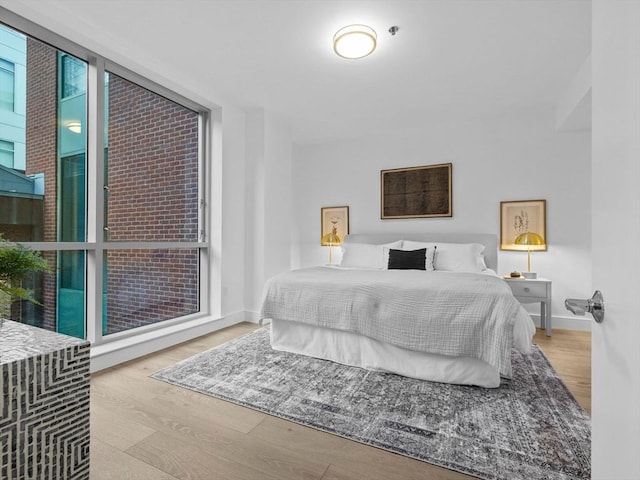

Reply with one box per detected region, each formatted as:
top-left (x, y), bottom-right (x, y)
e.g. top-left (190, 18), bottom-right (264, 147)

top-left (151, 328), bottom-right (591, 480)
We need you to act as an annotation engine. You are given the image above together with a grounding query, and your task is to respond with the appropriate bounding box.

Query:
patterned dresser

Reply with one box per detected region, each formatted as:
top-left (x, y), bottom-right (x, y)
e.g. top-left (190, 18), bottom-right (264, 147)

top-left (0, 320), bottom-right (90, 479)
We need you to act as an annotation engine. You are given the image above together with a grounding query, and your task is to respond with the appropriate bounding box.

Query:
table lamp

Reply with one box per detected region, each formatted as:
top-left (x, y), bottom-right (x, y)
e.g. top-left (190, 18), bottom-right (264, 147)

top-left (321, 227), bottom-right (341, 265)
top-left (514, 232), bottom-right (546, 278)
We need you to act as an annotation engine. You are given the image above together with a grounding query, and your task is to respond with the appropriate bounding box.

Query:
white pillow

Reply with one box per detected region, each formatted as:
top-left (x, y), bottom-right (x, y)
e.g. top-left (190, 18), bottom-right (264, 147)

top-left (402, 240), bottom-right (486, 272)
top-left (340, 241), bottom-right (403, 269)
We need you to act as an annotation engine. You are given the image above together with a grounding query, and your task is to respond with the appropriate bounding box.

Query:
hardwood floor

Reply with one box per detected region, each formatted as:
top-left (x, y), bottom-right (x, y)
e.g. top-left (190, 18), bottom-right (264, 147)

top-left (90, 323), bottom-right (591, 480)
top-left (533, 327), bottom-right (591, 414)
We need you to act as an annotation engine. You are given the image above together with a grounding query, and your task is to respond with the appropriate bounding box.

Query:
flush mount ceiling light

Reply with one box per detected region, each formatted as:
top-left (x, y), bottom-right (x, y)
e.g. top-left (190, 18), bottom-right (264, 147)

top-left (333, 24), bottom-right (377, 59)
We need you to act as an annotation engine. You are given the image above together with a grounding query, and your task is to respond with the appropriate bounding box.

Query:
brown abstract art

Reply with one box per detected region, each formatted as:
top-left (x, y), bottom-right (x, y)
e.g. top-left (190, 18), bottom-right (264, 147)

top-left (381, 163), bottom-right (452, 219)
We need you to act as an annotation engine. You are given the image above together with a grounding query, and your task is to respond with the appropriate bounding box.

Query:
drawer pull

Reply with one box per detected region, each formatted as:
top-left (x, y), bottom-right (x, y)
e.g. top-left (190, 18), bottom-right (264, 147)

top-left (524, 287), bottom-right (530, 293)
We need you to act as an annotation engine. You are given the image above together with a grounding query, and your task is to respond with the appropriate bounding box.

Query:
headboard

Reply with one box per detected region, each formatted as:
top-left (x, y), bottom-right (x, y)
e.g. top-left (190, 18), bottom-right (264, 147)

top-left (343, 233), bottom-right (499, 272)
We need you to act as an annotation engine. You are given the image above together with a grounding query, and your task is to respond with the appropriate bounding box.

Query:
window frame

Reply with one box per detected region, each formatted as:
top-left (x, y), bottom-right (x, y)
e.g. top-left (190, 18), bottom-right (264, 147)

top-left (0, 14), bottom-right (211, 346)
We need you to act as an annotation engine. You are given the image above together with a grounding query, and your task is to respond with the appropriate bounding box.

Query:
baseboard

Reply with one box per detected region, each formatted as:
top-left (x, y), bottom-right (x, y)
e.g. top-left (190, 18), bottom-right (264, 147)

top-left (90, 311), bottom-right (251, 372)
top-left (530, 314), bottom-right (592, 332)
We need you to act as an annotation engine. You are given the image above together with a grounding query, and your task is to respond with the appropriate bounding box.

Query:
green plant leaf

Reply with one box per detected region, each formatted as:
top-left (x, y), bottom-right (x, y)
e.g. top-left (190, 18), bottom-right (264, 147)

top-left (0, 234), bottom-right (50, 304)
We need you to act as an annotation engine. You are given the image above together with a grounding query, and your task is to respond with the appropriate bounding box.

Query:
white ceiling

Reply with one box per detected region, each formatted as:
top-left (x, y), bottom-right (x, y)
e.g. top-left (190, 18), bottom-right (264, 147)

top-left (3, 0), bottom-right (591, 145)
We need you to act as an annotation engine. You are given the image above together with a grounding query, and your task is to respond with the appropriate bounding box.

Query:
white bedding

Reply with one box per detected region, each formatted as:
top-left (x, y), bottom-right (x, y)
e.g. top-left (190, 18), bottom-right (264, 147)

top-left (270, 319), bottom-right (505, 387)
top-left (260, 266), bottom-right (536, 382)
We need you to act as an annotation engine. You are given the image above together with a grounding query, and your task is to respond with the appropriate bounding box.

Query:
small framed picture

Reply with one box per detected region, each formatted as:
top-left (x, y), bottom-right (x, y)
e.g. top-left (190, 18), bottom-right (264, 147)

top-left (500, 199), bottom-right (547, 250)
top-left (320, 206), bottom-right (349, 245)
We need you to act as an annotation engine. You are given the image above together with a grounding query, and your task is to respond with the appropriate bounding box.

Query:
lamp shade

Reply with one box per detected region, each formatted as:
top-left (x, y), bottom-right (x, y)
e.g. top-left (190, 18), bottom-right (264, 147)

top-left (514, 232), bottom-right (546, 250)
top-left (514, 231), bottom-right (545, 274)
top-left (322, 232), bottom-right (341, 245)
top-left (333, 24), bottom-right (377, 59)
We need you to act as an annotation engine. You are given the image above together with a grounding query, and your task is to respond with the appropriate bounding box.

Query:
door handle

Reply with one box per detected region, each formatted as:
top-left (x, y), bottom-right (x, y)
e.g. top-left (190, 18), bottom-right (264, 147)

top-left (565, 290), bottom-right (605, 323)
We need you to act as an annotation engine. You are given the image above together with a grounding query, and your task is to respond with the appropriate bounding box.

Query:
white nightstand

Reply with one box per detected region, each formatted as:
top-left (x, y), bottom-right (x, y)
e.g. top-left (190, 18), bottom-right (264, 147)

top-left (503, 277), bottom-right (552, 336)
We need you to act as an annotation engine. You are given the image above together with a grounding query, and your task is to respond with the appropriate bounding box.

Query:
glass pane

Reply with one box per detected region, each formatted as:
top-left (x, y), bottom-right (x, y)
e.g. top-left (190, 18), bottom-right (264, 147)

top-left (57, 250), bottom-right (86, 338)
top-left (60, 154), bottom-right (86, 241)
top-left (0, 58), bottom-right (15, 111)
top-left (0, 249), bottom-right (86, 339)
top-left (60, 54), bottom-right (86, 98)
top-left (105, 72), bottom-right (199, 242)
top-left (0, 195), bottom-right (43, 241)
top-left (104, 249), bottom-right (199, 335)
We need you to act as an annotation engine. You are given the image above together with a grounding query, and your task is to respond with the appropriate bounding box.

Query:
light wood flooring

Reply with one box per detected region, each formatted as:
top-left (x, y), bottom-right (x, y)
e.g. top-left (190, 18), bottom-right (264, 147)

top-left (90, 323), bottom-right (591, 480)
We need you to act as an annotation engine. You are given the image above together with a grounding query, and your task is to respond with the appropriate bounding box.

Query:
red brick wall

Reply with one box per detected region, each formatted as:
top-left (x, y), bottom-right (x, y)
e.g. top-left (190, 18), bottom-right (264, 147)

top-left (106, 74), bottom-right (199, 243)
top-left (25, 38), bottom-right (58, 331)
top-left (105, 74), bottom-right (199, 334)
top-left (105, 249), bottom-right (199, 334)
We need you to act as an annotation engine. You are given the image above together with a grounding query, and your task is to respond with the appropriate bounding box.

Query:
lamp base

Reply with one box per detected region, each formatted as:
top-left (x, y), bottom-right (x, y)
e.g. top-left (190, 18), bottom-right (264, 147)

top-left (522, 271), bottom-right (537, 279)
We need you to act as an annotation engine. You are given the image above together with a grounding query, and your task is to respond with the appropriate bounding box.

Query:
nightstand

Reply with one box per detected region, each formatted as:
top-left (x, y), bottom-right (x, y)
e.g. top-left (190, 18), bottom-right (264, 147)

top-left (503, 277), bottom-right (552, 336)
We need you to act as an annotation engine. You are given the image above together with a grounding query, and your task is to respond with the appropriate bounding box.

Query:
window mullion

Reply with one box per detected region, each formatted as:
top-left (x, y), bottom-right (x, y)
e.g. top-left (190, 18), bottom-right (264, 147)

top-left (85, 55), bottom-right (105, 344)
top-left (198, 111), bottom-right (210, 315)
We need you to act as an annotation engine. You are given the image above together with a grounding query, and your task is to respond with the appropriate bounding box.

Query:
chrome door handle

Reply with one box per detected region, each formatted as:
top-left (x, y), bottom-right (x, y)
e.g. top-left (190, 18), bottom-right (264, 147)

top-left (565, 290), bottom-right (605, 323)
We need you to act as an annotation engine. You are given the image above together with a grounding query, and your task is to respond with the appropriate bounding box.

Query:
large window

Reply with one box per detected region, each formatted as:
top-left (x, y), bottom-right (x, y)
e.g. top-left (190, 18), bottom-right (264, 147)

top-left (0, 20), bottom-right (209, 343)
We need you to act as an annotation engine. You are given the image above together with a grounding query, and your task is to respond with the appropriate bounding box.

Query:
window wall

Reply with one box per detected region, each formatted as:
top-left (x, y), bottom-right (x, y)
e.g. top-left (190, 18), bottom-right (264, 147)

top-left (0, 19), bottom-right (209, 343)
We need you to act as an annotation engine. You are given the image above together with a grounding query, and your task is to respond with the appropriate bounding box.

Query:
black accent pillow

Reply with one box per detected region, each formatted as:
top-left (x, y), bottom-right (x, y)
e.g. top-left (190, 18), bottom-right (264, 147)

top-left (387, 248), bottom-right (426, 270)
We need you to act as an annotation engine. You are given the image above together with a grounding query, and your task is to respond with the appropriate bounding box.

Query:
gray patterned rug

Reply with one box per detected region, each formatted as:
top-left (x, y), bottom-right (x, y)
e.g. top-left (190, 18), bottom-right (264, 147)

top-left (151, 327), bottom-right (590, 480)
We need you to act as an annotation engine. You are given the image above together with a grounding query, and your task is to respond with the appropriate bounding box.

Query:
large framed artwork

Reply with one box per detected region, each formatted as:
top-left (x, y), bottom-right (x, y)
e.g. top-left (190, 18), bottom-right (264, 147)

top-left (500, 199), bottom-right (547, 251)
top-left (320, 206), bottom-right (349, 245)
top-left (380, 163), bottom-right (452, 219)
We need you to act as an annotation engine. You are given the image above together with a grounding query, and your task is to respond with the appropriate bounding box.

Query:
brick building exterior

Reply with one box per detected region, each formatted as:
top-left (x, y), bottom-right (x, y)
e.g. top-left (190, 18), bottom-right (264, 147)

top-left (25, 38), bottom-right (58, 331)
top-left (21, 37), bottom-right (200, 337)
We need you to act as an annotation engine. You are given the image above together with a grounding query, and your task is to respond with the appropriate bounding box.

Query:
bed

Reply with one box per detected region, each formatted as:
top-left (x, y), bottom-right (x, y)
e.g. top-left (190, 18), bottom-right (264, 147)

top-left (260, 233), bottom-right (536, 388)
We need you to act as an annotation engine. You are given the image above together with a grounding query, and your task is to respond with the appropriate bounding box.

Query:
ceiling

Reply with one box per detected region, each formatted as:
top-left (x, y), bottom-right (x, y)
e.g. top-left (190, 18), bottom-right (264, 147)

top-left (2, 0), bottom-right (592, 145)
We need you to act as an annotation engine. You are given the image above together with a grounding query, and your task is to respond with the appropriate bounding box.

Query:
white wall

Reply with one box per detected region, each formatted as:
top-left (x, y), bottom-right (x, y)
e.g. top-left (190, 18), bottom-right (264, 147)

top-left (217, 105), bottom-right (247, 319)
top-left (245, 108), bottom-right (293, 316)
top-left (293, 106), bottom-right (592, 330)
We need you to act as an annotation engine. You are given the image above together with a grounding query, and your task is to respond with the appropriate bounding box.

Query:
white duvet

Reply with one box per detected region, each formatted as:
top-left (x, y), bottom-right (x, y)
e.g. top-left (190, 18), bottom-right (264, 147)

top-left (261, 267), bottom-right (536, 379)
